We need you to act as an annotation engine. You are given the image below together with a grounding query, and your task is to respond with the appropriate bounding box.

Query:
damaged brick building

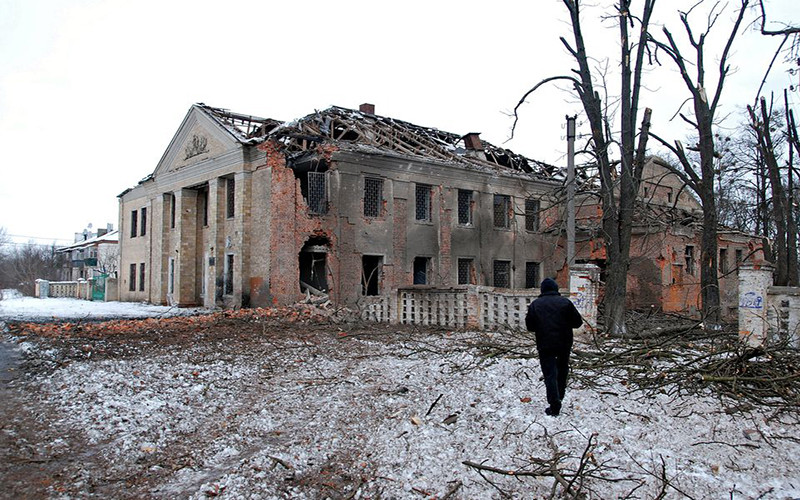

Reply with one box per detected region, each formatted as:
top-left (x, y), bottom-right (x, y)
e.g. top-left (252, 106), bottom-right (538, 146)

top-left (117, 103), bottom-right (565, 310)
top-left (570, 158), bottom-right (763, 319)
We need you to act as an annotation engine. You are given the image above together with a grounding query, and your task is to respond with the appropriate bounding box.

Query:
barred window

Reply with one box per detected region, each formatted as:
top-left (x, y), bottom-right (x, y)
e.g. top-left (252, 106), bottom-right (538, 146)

top-left (525, 262), bottom-right (540, 289)
top-left (308, 171), bottom-right (328, 214)
top-left (457, 258), bottom-right (475, 285)
top-left (458, 189), bottom-right (473, 226)
top-left (493, 194), bottom-right (511, 229)
top-left (364, 177), bottom-right (383, 217)
top-left (415, 184), bottom-right (432, 222)
top-left (525, 199), bottom-right (540, 232)
top-left (226, 177), bottom-right (235, 219)
top-left (493, 260), bottom-right (511, 288)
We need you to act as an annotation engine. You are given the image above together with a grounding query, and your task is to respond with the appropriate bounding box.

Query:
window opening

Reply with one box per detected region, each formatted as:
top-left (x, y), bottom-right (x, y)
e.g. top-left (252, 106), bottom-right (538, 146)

top-left (224, 254), bottom-right (234, 295)
top-left (307, 171), bottom-right (328, 214)
top-left (719, 248), bottom-right (728, 274)
top-left (685, 246), bottom-right (695, 275)
top-left (129, 263), bottom-right (137, 291)
top-left (139, 263), bottom-right (145, 292)
top-left (525, 199), bottom-right (540, 231)
top-left (170, 193), bottom-right (176, 229)
top-left (168, 258), bottom-right (175, 295)
top-left (415, 184), bottom-right (432, 222)
top-left (226, 177), bottom-right (235, 219)
top-left (199, 187), bottom-right (209, 226)
top-left (735, 248), bottom-right (743, 265)
top-left (140, 207), bottom-right (147, 236)
top-left (413, 257), bottom-right (431, 284)
top-left (362, 255), bottom-right (383, 296)
top-left (457, 189), bottom-right (473, 226)
top-left (493, 260), bottom-right (511, 288)
top-left (299, 237), bottom-right (330, 294)
top-left (364, 177), bottom-right (383, 217)
top-left (493, 194), bottom-right (511, 229)
top-left (130, 210), bottom-right (138, 238)
top-left (525, 262), bottom-right (541, 288)
top-left (457, 258), bottom-right (475, 285)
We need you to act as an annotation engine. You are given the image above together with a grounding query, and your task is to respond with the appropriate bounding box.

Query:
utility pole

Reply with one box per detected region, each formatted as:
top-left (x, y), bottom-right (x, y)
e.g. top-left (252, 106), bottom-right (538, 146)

top-left (566, 115), bottom-right (576, 275)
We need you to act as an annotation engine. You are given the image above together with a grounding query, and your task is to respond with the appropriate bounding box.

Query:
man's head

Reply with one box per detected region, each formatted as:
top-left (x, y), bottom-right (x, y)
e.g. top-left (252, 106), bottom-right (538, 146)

top-left (540, 278), bottom-right (559, 294)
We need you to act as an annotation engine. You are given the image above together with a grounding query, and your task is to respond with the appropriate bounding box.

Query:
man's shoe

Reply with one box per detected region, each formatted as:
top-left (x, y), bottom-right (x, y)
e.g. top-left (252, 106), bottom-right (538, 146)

top-left (545, 406), bottom-right (560, 417)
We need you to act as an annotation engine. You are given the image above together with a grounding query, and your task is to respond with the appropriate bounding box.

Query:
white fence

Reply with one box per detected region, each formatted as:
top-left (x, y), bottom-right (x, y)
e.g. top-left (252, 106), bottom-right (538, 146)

top-left (360, 265), bottom-right (602, 332)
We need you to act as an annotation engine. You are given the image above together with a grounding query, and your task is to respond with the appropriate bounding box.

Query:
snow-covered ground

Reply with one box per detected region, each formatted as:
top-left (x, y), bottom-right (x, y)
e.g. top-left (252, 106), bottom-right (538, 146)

top-left (2, 294), bottom-right (799, 498)
top-left (0, 289), bottom-right (205, 322)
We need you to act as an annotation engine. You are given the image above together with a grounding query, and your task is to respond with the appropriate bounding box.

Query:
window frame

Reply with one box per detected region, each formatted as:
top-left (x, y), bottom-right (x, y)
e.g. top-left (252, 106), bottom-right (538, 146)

top-left (128, 263), bottom-right (137, 291)
top-left (457, 189), bottom-right (473, 226)
top-left (130, 210), bottom-right (138, 238)
top-left (493, 194), bottom-right (511, 229)
top-left (226, 177), bottom-right (235, 219)
top-left (493, 260), bottom-right (512, 288)
top-left (457, 258), bottom-right (475, 285)
top-left (363, 177), bottom-right (383, 218)
top-left (415, 183), bottom-right (432, 223)
top-left (224, 253), bottom-right (234, 295)
top-left (524, 198), bottom-right (540, 232)
top-left (140, 207), bottom-right (147, 236)
top-left (139, 262), bottom-right (146, 292)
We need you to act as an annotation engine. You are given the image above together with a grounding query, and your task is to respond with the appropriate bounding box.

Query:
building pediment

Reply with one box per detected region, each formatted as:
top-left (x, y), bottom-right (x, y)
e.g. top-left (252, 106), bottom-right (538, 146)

top-left (152, 106), bottom-right (241, 178)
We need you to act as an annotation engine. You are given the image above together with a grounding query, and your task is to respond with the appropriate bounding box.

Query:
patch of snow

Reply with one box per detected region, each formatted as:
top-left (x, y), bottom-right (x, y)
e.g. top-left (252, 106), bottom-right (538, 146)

top-left (0, 294), bottom-right (206, 322)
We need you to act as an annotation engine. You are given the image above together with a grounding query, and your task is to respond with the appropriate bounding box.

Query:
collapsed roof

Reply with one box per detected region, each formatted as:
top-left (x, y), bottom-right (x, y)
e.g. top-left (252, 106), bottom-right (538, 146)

top-left (198, 103), bottom-right (560, 180)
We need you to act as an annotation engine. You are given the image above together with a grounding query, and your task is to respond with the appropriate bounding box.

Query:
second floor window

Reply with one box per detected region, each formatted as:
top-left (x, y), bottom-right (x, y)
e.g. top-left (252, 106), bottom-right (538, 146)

top-left (169, 193), bottom-right (176, 229)
top-left (525, 199), bottom-right (539, 232)
top-left (140, 207), bottom-right (147, 236)
top-left (307, 171), bottom-right (328, 214)
top-left (493, 195), bottom-right (511, 229)
top-left (226, 177), bottom-right (235, 219)
top-left (364, 177), bottom-right (383, 218)
top-left (130, 210), bottom-right (138, 238)
top-left (458, 189), bottom-right (473, 226)
top-left (415, 184), bottom-right (432, 222)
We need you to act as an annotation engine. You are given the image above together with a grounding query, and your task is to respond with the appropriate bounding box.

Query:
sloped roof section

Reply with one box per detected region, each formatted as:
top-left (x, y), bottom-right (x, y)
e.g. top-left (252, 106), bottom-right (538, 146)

top-left (196, 103), bottom-right (283, 144)
top-left (269, 106), bottom-right (559, 179)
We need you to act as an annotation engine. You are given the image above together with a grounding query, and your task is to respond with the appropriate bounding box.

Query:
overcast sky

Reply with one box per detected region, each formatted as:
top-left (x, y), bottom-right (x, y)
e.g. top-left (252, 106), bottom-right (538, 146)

top-left (1, 0), bottom-right (797, 245)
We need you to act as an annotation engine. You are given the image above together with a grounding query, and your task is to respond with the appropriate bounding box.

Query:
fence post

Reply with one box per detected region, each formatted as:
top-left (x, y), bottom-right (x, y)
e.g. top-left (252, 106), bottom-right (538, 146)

top-left (738, 264), bottom-right (774, 347)
top-left (569, 264), bottom-right (600, 335)
top-left (35, 279), bottom-right (50, 298)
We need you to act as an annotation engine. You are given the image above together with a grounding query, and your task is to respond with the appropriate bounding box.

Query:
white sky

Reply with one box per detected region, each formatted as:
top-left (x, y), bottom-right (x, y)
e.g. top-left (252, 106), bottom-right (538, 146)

top-left (1, 0), bottom-right (797, 245)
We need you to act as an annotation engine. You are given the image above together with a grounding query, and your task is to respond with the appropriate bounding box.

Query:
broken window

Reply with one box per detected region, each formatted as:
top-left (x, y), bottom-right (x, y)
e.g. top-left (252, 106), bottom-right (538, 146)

top-left (525, 262), bottom-right (541, 288)
top-left (415, 184), bottom-right (432, 222)
top-left (457, 258), bottom-right (475, 285)
top-left (493, 260), bottom-right (511, 288)
top-left (525, 199), bottom-right (540, 232)
top-left (362, 255), bottom-right (383, 296)
top-left (735, 248), bottom-right (743, 265)
top-left (493, 194), bottom-right (511, 229)
top-left (685, 246), bottom-right (695, 276)
top-left (307, 172), bottom-right (328, 214)
top-left (300, 238), bottom-right (329, 294)
top-left (718, 248), bottom-right (728, 274)
top-left (364, 177), bottom-right (383, 218)
top-left (129, 263), bottom-right (136, 291)
top-left (139, 263), bottom-right (145, 292)
top-left (457, 189), bottom-right (473, 226)
top-left (226, 177), bottom-right (235, 219)
top-left (130, 210), bottom-right (138, 238)
top-left (224, 254), bottom-right (234, 295)
top-left (413, 257), bottom-right (431, 285)
top-left (140, 207), bottom-right (147, 236)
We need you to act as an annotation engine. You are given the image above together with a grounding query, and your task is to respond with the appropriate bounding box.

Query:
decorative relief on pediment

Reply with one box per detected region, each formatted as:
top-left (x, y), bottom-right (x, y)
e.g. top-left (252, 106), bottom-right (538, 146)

top-left (184, 134), bottom-right (209, 160)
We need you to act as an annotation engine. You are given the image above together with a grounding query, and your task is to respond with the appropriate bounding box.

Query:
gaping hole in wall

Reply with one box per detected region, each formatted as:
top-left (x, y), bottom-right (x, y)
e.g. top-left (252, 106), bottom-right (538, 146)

top-left (299, 236), bottom-right (329, 295)
top-left (362, 255), bottom-right (383, 296)
top-left (292, 157), bottom-right (329, 214)
top-left (413, 257), bottom-right (431, 285)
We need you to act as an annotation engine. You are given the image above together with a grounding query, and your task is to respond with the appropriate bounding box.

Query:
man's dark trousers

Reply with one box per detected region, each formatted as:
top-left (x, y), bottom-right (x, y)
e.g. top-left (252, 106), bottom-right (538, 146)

top-left (539, 344), bottom-right (571, 413)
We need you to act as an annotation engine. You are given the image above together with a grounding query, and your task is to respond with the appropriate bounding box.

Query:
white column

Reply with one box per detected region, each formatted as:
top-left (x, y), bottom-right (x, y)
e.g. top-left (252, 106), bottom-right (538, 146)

top-left (569, 264), bottom-right (600, 335)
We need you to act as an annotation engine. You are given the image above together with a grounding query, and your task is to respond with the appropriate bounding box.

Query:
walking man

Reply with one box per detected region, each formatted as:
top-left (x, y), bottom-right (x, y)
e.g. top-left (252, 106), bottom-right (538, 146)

top-left (525, 278), bottom-right (583, 417)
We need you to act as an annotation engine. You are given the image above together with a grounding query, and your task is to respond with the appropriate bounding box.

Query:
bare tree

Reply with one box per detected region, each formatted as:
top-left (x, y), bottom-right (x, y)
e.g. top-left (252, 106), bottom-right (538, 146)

top-left (648, 0), bottom-right (750, 326)
top-left (514, 0), bottom-right (656, 336)
top-left (0, 243), bottom-right (63, 296)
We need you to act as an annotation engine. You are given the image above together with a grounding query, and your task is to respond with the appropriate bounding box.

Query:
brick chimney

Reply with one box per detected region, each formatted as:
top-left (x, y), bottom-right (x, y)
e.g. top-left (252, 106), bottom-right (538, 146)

top-left (359, 103), bottom-right (375, 115)
top-left (463, 132), bottom-right (482, 151)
